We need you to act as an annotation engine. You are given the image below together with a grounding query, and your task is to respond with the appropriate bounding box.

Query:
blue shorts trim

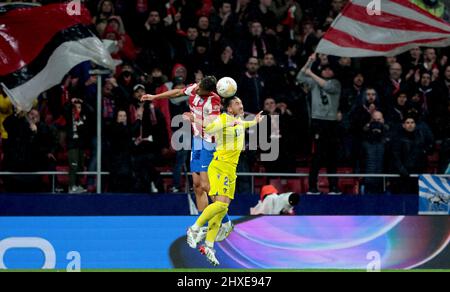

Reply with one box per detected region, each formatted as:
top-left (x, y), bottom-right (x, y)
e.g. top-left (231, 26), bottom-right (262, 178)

top-left (190, 137), bottom-right (216, 173)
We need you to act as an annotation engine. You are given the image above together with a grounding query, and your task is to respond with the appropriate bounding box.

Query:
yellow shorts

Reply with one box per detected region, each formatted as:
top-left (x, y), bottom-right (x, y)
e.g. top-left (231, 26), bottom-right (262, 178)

top-left (208, 161), bottom-right (237, 200)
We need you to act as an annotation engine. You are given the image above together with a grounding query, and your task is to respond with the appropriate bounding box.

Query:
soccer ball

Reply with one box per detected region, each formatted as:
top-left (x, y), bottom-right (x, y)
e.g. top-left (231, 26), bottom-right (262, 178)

top-left (216, 77), bottom-right (237, 98)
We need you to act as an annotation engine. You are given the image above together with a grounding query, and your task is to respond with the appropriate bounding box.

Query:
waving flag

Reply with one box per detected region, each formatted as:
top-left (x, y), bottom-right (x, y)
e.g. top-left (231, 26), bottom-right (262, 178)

top-left (316, 0), bottom-right (450, 57)
top-left (0, 3), bottom-right (115, 111)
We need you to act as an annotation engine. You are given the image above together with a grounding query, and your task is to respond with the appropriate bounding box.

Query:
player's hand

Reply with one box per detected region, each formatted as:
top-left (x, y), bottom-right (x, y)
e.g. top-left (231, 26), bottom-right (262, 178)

top-left (141, 94), bottom-right (155, 102)
top-left (255, 111), bottom-right (265, 124)
top-left (182, 112), bottom-right (194, 123)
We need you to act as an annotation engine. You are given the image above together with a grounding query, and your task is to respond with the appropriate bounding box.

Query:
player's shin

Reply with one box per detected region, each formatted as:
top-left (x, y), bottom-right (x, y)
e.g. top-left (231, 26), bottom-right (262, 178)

top-left (205, 209), bottom-right (228, 246)
top-left (193, 201), bottom-right (229, 229)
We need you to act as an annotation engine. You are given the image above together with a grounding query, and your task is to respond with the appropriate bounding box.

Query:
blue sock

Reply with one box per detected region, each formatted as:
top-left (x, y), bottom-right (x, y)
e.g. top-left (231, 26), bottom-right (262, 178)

top-left (221, 214), bottom-right (231, 224)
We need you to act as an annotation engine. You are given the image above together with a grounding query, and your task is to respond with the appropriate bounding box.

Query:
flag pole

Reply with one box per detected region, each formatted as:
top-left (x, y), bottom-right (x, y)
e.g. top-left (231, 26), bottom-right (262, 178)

top-left (89, 69), bottom-right (111, 194)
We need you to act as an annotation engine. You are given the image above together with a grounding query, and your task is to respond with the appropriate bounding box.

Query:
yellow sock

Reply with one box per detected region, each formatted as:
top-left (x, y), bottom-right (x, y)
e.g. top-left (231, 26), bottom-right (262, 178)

top-left (194, 201), bottom-right (229, 228)
top-left (205, 209), bottom-right (228, 245)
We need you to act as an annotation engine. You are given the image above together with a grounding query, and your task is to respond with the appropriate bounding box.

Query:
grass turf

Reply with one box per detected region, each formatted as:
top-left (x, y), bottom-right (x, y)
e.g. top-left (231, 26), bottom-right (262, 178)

top-left (1, 269), bottom-right (450, 272)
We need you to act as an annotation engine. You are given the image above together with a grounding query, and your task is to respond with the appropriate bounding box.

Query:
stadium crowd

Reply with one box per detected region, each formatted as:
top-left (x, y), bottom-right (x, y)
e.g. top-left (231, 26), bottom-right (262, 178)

top-left (0, 0), bottom-right (449, 194)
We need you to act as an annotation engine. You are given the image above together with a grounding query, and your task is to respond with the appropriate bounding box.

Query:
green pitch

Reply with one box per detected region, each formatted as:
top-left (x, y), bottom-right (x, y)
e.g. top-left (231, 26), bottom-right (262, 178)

top-left (2, 269), bottom-right (450, 272)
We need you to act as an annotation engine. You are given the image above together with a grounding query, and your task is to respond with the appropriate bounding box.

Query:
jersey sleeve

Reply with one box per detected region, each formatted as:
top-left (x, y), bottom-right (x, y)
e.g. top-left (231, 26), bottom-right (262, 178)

top-left (183, 83), bottom-right (197, 96)
top-left (211, 95), bottom-right (222, 116)
top-left (204, 114), bottom-right (227, 134)
top-left (243, 120), bottom-right (258, 129)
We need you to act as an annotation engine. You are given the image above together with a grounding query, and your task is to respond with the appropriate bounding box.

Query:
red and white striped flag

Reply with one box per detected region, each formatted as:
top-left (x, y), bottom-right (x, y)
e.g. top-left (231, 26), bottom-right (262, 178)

top-left (0, 3), bottom-right (115, 111)
top-left (316, 0), bottom-right (450, 57)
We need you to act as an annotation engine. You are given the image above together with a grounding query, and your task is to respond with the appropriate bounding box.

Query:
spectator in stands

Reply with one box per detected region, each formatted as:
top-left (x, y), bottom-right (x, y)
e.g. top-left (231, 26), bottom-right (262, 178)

top-left (116, 65), bottom-right (137, 104)
top-left (210, 1), bottom-right (238, 43)
top-left (259, 53), bottom-right (288, 99)
top-left (197, 15), bottom-right (213, 40)
top-left (341, 72), bottom-right (366, 118)
top-left (63, 98), bottom-right (94, 194)
top-left (109, 110), bottom-right (133, 193)
top-left (164, 63), bottom-right (188, 93)
top-left (350, 87), bottom-right (381, 141)
top-left (297, 53), bottom-right (342, 195)
top-left (0, 88), bottom-right (13, 167)
top-left (262, 97), bottom-right (296, 173)
top-left (238, 21), bottom-right (276, 63)
top-left (411, 70), bottom-right (444, 134)
top-left (387, 91), bottom-right (410, 129)
top-left (435, 64), bottom-right (450, 140)
top-left (329, 0), bottom-right (347, 18)
top-left (175, 26), bottom-right (199, 61)
top-left (422, 48), bottom-right (439, 72)
top-left (137, 10), bottom-right (174, 72)
top-left (438, 100), bottom-right (450, 173)
top-left (298, 21), bottom-right (319, 63)
top-left (349, 87), bottom-right (381, 169)
top-left (248, 0), bottom-right (278, 31)
top-left (403, 47), bottom-right (423, 79)
top-left (130, 86), bottom-right (169, 193)
top-left (238, 57), bottom-right (265, 114)
top-left (186, 37), bottom-right (213, 76)
top-left (168, 80), bottom-right (191, 193)
top-left (147, 67), bottom-right (172, 140)
top-left (32, 109), bottom-right (59, 190)
top-left (391, 115), bottom-right (433, 194)
top-left (361, 111), bottom-right (389, 194)
top-left (214, 46), bottom-right (240, 81)
top-left (377, 62), bottom-right (409, 111)
top-left (2, 109), bottom-right (42, 192)
top-left (93, 0), bottom-right (116, 24)
top-left (236, 0), bottom-right (252, 24)
top-left (101, 78), bottom-right (119, 128)
top-left (102, 16), bottom-right (137, 62)
top-left (279, 40), bottom-right (301, 88)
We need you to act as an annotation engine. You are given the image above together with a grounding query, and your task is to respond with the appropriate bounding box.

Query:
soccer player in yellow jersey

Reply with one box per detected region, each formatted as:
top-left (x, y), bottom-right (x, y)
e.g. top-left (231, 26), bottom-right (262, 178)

top-left (184, 96), bottom-right (264, 266)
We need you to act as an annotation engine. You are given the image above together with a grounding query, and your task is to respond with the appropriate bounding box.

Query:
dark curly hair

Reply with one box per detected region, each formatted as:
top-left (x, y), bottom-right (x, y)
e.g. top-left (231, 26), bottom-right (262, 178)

top-left (199, 76), bottom-right (217, 92)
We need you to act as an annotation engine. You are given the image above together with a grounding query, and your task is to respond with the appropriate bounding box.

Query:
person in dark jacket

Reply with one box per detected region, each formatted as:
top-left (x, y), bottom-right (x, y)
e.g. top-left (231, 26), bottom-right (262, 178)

top-left (108, 110), bottom-right (133, 193)
top-left (131, 87), bottom-right (169, 193)
top-left (238, 57), bottom-right (266, 114)
top-left (258, 53), bottom-right (287, 99)
top-left (391, 115), bottom-right (433, 194)
top-left (31, 109), bottom-right (59, 191)
top-left (361, 111), bottom-right (390, 194)
top-left (63, 98), bottom-right (94, 194)
top-left (2, 109), bottom-right (41, 192)
top-left (376, 62), bottom-right (409, 111)
top-left (261, 97), bottom-right (296, 173)
top-left (349, 87), bottom-right (382, 172)
top-left (386, 91), bottom-right (410, 129)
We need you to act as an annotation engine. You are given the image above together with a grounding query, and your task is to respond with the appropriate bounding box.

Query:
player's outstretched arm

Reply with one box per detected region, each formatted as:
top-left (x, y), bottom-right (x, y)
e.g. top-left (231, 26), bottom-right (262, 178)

top-left (243, 111), bottom-right (265, 129)
top-left (141, 88), bottom-right (185, 102)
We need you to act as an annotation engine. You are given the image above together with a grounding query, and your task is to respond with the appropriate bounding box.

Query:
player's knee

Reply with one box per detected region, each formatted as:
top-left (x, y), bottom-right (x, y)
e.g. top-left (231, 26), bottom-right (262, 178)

top-left (193, 180), bottom-right (202, 189)
top-left (200, 182), bottom-right (210, 193)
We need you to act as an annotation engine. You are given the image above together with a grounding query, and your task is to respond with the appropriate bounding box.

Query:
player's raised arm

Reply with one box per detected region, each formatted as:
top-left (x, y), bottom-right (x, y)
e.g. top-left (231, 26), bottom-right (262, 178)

top-left (242, 111), bottom-right (265, 129)
top-left (141, 88), bottom-right (185, 102)
top-left (204, 115), bottom-right (227, 134)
